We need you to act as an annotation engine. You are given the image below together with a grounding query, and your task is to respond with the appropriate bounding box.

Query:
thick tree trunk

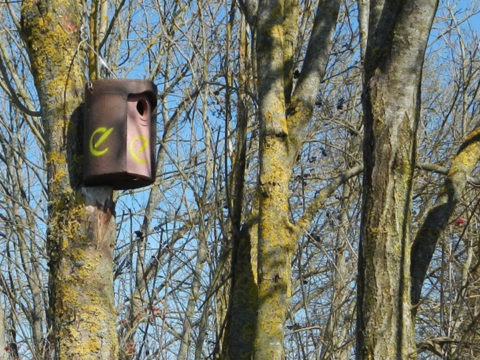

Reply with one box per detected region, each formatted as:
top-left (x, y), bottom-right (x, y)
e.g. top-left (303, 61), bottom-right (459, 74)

top-left (21, 1), bottom-right (118, 358)
top-left (253, 2), bottom-right (297, 359)
top-left (253, 0), bottom-right (342, 358)
top-left (357, 1), bottom-right (438, 359)
top-left (255, 131), bottom-right (296, 360)
top-left (222, 0), bottom-right (340, 357)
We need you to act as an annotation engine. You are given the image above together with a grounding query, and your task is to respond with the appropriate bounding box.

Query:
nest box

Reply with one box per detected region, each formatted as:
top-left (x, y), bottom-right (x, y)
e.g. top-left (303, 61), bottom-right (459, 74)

top-left (83, 79), bottom-right (157, 189)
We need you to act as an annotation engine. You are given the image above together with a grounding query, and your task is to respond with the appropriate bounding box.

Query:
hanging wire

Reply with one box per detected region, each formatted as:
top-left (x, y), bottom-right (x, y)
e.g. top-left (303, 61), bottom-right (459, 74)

top-left (77, 9), bottom-right (118, 84)
top-left (76, 21), bottom-right (94, 91)
top-left (80, 22), bottom-right (89, 42)
top-left (83, 41), bottom-right (118, 79)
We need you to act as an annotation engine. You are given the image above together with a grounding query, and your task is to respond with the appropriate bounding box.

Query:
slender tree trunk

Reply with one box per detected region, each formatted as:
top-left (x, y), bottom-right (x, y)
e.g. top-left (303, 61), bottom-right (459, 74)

top-left (223, 224), bottom-right (258, 360)
top-left (221, 14), bottom-right (258, 360)
top-left (177, 237), bottom-right (207, 360)
top-left (357, 1), bottom-right (438, 359)
top-left (20, 1), bottom-right (118, 358)
top-left (319, 184), bottom-right (354, 360)
top-left (0, 305), bottom-right (6, 360)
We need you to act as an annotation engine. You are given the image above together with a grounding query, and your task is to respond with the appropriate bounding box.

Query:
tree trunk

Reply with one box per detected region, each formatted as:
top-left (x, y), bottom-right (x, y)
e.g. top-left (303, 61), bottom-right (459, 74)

top-left (357, 1), bottom-right (438, 359)
top-left (255, 131), bottom-right (295, 360)
top-left (222, 0), bottom-right (340, 357)
top-left (20, 1), bottom-right (118, 358)
top-left (221, 14), bottom-right (257, 360)
top-left (253, 0), bottom-right (342, 358)
top-left (0, 305), bottom-right (6, 360)
top-left (253, 1), bottom-right (297, 358)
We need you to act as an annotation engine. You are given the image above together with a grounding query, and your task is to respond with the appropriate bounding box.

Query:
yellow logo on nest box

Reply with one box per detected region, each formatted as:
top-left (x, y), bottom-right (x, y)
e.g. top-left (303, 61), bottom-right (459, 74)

top-left (129, 135), bottom-right (149, 164)
top-left (89, 126), bottom-right (114, 157)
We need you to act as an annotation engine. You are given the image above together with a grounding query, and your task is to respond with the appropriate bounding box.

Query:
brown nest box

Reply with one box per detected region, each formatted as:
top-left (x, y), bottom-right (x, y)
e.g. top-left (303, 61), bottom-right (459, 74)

top-left (83, 79), bottom-right (157, 190)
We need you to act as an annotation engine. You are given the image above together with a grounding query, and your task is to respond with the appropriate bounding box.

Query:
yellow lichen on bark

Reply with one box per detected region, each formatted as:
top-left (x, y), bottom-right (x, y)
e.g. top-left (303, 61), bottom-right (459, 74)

top-left (52, 215), bottom-right (118, 358)
top-left (254, 1), bottom-right (303, 356)
top-left (255, 126), bottom-right (297, 359)
top-left (21, 1), bottom-right (82, 84)
top-left (21, 0), bottom-right (84, 153)
top-left (48, 152), bottom-right (67, 165)
top-left (451, 127), bottom-right (480, 175)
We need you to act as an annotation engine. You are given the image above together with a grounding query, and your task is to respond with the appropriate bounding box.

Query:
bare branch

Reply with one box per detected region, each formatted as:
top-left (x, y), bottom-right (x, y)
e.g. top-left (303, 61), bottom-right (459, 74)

top-left (0, 53), bottom-right (40, 117)
top-left (295, 165), bottom-right (363, 232)
top-left (411, 126), bottom-right (480, 313)
top-left (289, 0), bottom-right (341, 133)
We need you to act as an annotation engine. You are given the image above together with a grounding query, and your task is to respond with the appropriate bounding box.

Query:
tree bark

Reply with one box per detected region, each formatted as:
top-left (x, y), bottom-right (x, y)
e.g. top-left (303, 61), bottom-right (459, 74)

top-left (20, 1), bottom-right (118, 358)
top-left (222, 0), bottom-right (343, 357)
top-left (220, 0), bottom-right (341, 357)
top-left (357, 1), bottom-right (438, 359)
top-left (221, 13), bottom-right (260, 360)
top-left (253, 0), bottom-right (340, 358)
